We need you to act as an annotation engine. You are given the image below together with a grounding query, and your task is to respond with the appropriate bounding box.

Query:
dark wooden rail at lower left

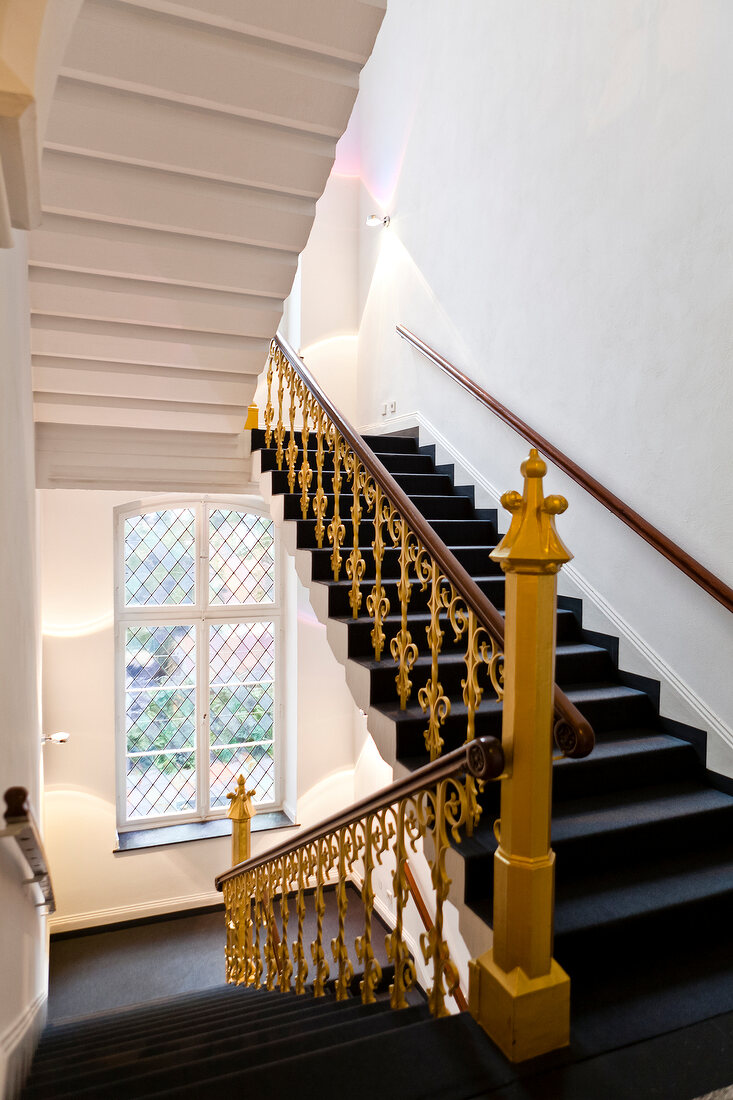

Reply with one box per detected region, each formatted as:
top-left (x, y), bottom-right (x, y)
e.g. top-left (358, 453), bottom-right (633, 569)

top-left (2, 787), bottom-right (56, 914)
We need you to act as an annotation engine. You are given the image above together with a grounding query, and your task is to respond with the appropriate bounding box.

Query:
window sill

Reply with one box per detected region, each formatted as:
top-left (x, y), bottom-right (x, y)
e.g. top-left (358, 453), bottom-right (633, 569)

top-left (114, 811), bottom-right (297, 853)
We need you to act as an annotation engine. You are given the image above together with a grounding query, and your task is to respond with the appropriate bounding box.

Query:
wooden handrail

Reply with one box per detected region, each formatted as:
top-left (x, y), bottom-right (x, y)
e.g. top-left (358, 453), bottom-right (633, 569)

top-left (397, 324), bottom-right (733, 616)
top-left (404, 861), bottom-right (468, 1012)
top-left (216, 735), bottom-right (504, 887)
top-left (274, 332), bottom-right (594, 759)
top-left (2, 787), bottom-right (56, 914)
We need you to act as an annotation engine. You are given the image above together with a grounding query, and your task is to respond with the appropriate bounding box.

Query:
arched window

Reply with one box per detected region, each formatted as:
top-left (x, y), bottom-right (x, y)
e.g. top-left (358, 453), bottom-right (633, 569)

top-left (115, 498), bottom-right (280, 828)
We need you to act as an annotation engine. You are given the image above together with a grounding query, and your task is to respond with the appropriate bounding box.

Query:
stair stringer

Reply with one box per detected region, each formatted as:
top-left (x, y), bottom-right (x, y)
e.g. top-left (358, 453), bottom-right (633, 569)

top-left (253, 448), bottom-right (495, 967)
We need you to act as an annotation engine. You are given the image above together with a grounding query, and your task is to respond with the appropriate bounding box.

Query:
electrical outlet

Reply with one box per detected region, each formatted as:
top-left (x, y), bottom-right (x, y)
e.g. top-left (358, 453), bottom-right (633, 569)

top-left (388, 400), bottom-right (397, 415)
top-left (381, 402), bottom-right (388, 417)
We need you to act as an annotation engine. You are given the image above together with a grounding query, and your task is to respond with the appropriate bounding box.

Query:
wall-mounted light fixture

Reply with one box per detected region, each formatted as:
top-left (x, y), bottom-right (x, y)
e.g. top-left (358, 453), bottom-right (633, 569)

top-left (366, 213), bottom-right (390, 228)
top-left (42, 731), bottom-right (70, 745)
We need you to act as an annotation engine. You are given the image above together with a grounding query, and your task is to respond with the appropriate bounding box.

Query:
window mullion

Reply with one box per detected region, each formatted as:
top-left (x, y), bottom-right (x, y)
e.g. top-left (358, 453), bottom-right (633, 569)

top-left (198, 502), bottom-right (210, 819)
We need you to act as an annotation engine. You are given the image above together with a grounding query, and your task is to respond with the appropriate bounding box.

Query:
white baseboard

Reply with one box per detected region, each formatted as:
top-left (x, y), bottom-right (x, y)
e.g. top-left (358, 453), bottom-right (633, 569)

top-left (48, 890), bottom-right (223, 935)
top-left (0, 989), bottom-right (46, 1100)
top-left (360, 410), bottom-right (733, 758)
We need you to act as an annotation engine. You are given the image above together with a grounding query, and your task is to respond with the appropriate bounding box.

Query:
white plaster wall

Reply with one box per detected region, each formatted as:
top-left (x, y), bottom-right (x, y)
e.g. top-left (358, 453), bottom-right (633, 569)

top-left (40, 488), bottom-right (362, 932)
top-left (355, 0), bottom-right (733, 751)
top-left (0, 233), bottom-right (46, 1096)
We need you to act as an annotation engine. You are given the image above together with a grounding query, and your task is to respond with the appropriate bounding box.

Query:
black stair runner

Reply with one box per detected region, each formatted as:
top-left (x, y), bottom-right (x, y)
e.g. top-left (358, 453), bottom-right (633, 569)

top-left (23, 984), bottom-right (511, 1099)
top-left (255, 428), bottom-right (733, 1056)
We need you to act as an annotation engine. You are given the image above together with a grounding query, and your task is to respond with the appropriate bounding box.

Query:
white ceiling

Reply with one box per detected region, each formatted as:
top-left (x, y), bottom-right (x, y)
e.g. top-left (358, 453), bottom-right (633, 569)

top-left (31, 0), bottom-right (384, 487)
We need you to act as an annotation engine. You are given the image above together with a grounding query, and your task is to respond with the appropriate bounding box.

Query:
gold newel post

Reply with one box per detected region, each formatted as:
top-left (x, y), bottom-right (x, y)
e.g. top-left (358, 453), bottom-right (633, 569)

top-left (227, 775), bottom-right (257, 866)
top-left (468, 448), bottom-right (572, 1062)
top-left (244, 402), bottom-right (259, 430)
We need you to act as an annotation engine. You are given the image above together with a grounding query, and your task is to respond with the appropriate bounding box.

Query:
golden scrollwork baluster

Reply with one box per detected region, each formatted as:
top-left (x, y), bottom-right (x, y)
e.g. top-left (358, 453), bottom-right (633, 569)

top-left (356, 809), bottom-right (393, 1004)
top-left (285, 363), bottom-right (298, 491)
top-left (415, 554), bottom-right (451, 760)
top-left (264, 864), bottom-right (278, 992)
top-left (298, 388), bottom-right (313, 519)
top-left (311, 838), bottom-right (330, 996)
top-left (293, 846), bottom-right (308, 994)
top-left (420, 779), bottom-right (468, 1017)
top-left (278, 855), bottom-right (293, 992)
top-left (312, 405), bottom-right (328, 546)
top-left (344, 452), bottom-right (366, 618)
top-left (331, 827), bottom-right (354, 1000)
top-left (264, 341), bottom-right (275, 447)
top-left (275, 349), bottom-right (286, 471)
top-left (386, 801), bottom-right (418, 1009)
top-left (389, 514), bottom-right (419, 708)
top-left (365, 481), bottom-right (390, 660)
top-left (327, 428), bottom-right (346, 581)
top-left (252, 867), bottom-right (264, 988)
top-left (487, 634), bottom-right (505, 700)
top-left (223, 879), bottom-right (236, 983)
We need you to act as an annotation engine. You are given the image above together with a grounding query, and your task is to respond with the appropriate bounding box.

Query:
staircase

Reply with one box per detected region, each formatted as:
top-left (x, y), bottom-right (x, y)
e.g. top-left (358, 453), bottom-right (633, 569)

top-left (22, 984), bottom-right (506, 1099)
top-left (253, 426), bottom-right (733, 1057)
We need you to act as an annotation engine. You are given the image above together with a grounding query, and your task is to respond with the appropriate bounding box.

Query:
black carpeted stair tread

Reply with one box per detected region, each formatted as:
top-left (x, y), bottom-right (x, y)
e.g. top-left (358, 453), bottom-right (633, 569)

top-left (295, 516), bottom-right (498, 549)
top-left (63, 1002), bottom-right (424, 1099)
top-left (37, 985), bottom-right (267, 1049)
top-left (308, 543), bottom-right (505, 581)
top-left (32, 1000), bottom-right (312, 1072)
top-left (361, 433), bottom-right (420, 452)
top-left (552, 730), bottom-right (702, 799)
top-left (271, 469), bottom-right (457, 496)
top-left (258, 447), bottom-right (435, 475)
top-left (554, 846), bottom-right (733, 939)
top-left (283, 491), bottom-right (474, 521)
top-left (30, 990), bottom-right (350, 1074)
top-left (25, 999), bottom-right (386, 1096)
top-left (142, 1010), bottom-right (508, 1100)
top-left (551, 781), bottom-right (733, 841)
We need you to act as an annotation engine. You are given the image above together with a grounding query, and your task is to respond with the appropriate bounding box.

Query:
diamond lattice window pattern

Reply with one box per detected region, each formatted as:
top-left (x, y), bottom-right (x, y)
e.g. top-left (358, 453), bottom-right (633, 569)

top-left (119, 501), bottom-right (281, 825)
top-left (209, 622), bottom-right (275, 808)
top-left (125, 625), bottom-right (196, 819)
top-left (209, 509), bottom-right (274, 605)
top-left (125, 509), bottom-right (196, 606)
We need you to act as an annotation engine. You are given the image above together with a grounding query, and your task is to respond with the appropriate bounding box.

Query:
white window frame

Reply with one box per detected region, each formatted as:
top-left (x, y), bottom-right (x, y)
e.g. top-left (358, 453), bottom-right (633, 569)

top-left (114, 494), bottom-right (282, 831)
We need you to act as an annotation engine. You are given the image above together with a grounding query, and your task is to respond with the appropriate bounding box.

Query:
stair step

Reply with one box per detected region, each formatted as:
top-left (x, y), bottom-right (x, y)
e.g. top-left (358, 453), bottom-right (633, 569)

top-left (308, 544), bottom-right (506, 583)
top-left (258, 446), bottom-right (435, 476)
top-left (269, 467), bottom-right (455, 497)
top-left (283, 491), bottom-right (474, 522)
top-left (552, 730), bottom-right (702, 801)
top-left (326, 573), bottom-right (505, 619)
top-left (142, 1011), bottom-right (505, 1100)
top-left (26, 999), bottom-right (383, 1096)
top-left (37, 985), bottom-right (266, 1051)
top-left (63, 1002), bottom-right (425, 1099)
top-left (295, 517), bottom-right (498, 550)
top-left (34, 988), bottom-right (306, 1064)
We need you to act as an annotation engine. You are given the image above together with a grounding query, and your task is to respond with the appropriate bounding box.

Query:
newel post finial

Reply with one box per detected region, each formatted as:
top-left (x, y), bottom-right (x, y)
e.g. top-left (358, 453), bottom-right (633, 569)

top-left (490, 449), bottom-right (572, 575)
top-left (227, 775), bottom-right (257, 865)
top-left (469, 450), bottom-right (572, 1062)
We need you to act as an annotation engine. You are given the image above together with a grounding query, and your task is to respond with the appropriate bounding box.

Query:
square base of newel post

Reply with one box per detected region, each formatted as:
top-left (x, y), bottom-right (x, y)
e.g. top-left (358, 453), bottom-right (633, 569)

top-left (468, 951), bottom-right (570, 1063)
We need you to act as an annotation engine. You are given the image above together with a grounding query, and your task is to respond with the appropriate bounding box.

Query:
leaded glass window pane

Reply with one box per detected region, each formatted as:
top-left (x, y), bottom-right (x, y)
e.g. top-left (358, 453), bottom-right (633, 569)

top-left (209, 622), bottom-right (275, 808)
top-left (209, 508), bottom-right (274, 605)
top-left (124, 509), bottom-right (195, 606)
top-left (125, 624), bottom-right (196, 820)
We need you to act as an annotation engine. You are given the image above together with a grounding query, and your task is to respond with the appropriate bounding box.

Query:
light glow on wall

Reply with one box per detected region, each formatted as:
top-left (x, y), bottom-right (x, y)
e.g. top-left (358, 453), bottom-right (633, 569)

top-left (299, 333), bottom-right (359, 359)
top-left (43, 612), bottom-right (114, 638)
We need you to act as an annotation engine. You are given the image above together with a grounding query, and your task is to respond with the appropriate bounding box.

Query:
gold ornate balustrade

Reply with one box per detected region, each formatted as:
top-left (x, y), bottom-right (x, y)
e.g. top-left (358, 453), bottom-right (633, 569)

top-left (263, 334), bottom-right (594, 763)
top-left (215, 736), bottom-right (505, 1017)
